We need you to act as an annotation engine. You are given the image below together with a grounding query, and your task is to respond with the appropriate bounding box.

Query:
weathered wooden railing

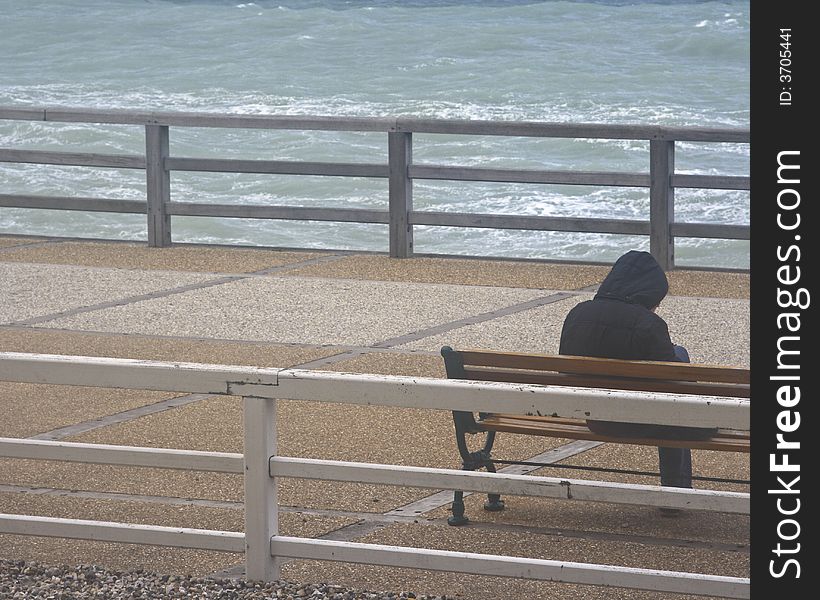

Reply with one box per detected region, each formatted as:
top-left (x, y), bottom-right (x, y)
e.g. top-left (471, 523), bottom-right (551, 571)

top-left (0, 107), bottom-right (749, 269)
top-left (0, 352), bottom-right (748, 597)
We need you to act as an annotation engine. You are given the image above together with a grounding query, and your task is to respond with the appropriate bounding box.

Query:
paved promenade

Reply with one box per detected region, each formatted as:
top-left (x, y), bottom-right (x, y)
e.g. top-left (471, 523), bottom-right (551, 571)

top-left (0, 235), bottom-right (750, 599)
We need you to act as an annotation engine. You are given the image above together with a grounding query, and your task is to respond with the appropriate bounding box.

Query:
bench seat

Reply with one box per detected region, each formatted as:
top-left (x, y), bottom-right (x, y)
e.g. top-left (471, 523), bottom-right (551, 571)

top-left (440, 346), bottom-right (750, 525)
top-left (477, 414), bottom-right (749, 453)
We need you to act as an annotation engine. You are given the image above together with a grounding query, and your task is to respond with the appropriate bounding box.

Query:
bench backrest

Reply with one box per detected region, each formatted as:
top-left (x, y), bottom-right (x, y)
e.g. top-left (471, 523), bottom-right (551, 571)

top-left (441, 346), bottom-right (750, 399)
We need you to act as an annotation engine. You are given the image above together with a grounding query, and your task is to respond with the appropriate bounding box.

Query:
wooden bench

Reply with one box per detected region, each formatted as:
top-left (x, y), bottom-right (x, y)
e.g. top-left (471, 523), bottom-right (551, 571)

top-left (440, 346), bottom-right (750, 525)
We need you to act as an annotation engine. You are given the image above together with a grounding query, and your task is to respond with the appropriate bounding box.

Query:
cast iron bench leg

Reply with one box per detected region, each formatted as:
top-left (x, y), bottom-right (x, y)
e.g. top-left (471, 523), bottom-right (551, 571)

top-left (448, 472), bottom-right (471, 526)
top-left (483, 458), bottom-right (505, 512)
top-left (449, 429), bottom-right (502, 526)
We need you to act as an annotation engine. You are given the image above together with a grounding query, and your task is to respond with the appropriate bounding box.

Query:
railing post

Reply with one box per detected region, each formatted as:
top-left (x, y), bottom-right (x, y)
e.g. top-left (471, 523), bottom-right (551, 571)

top-left (145, 124), bottom-right (171, 247)
top-left (649, 139), bottom-right (675, 270)
top-left (388, 131), bottom-right (413, 258)
top-left (243, 396), bottom-right (280, 581)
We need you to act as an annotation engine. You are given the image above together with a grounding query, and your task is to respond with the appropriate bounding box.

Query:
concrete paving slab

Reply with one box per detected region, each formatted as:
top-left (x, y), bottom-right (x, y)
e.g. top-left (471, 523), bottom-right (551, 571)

top-left (0, 240), bottom-right (751, 597)
top-left (68, 394), bottom-right (244, 453)
top-left (0, 241), bottom-right (331, 273)
top-left (0, 383), bottom-right (180, 439)
top-left (285, 254), bottom-right (611, 290)
top-left (0, 262), bottom-right (218, 324)
top-left (364, 518), bottom-right (748, 575)
top-left (666, 269), bottom-right (750, 299)
top-left (0, 492), bottom-right (354, 576)
top-left (397, 293), bottom-right (750, 367)
top-left (418, 440), bottom-right (749, 539)
top-left (285, 254), bottom-right (750, 298)
top-left (0, 457), bottom-right (245, 503)
top-left (319, 350), bottom-right (445, 379)
top-left (423, 491), bottom-right (750, 547)
top-left (284, 521), bottom-right (748, 600)
top-left (51, 390), bottom-right (562, 513)
top-left (35, 276), bottom-right (547, 346)
top-left (657, 296), bottom-right (750, 367)
top-left (0, 328), bottom-right (339, 369)
top-left (396, 293), bottom-right (581, 355)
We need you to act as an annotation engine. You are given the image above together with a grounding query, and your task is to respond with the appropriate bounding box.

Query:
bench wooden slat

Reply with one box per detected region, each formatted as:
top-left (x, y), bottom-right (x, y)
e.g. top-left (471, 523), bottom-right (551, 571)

top-left (479, 414), bottom-right (750, 453)
top-left (458, 350), bottom-right (750, 385)
top-left (461, 367), bottom-right (751, 398)
top-left (482, 413), bottom-right (749, 438)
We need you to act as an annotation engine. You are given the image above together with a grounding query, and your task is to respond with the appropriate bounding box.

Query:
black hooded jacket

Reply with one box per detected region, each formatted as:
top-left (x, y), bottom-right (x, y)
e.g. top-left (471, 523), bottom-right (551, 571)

top-left (559, 250), bottom-right (676, 362)
top-left (559, 251), bottom-right (714, 439)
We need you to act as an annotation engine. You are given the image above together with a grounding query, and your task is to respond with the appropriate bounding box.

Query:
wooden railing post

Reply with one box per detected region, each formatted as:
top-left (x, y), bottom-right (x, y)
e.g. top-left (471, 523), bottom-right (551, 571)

top-left (649, 139), bottom-right (675, 270)
top-left (243, 396), bottom-right (280, 581)
top-left (388, 131), bottom-right (413, 258)
top-left (145, 125), bottom-right (171, 247)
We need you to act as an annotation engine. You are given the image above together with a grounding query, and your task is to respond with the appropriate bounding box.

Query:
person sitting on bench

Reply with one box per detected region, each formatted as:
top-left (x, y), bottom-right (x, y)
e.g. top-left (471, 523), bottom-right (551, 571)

top-left (558, 250), bottom-right (717, 492)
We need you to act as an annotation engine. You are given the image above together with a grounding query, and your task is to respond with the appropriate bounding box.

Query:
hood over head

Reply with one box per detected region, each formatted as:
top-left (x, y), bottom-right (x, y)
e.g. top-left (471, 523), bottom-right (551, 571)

top-left (594, 250), bottom-right (668, 309)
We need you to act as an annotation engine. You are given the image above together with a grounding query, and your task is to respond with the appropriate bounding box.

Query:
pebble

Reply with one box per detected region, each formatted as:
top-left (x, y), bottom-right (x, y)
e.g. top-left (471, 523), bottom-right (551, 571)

top-left (0, 560), bottom-right (437, 600)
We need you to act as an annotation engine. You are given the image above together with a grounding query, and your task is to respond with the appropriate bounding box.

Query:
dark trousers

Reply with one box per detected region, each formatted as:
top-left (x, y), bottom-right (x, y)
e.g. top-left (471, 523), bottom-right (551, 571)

top-left (658, 345), bottom-right (693, 488)
top-left (659, 446), bottom-right (692, 487)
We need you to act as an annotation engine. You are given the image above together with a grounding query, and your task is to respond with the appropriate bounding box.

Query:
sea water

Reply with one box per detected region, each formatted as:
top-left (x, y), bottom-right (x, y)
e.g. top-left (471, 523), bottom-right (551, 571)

top-left (0, 0), bottom-right (750, 268)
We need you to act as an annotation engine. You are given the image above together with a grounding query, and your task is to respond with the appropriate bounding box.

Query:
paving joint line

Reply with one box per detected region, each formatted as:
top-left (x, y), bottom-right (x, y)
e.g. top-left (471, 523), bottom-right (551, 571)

top-left (0, 324), bottom-right (408, 355)
top-left (28, 394), bottom-right (214, 441)
top-left (0, 324), bottom-right (441, 358)
top-left (250, 253), bottom-right (348, 275)
top-left (0, 484), bottom-right (241, 511)
top-left (371, 291), bottom-right (574, 349)
top-left (7, 254), bottom-right (349, 328)
top-left (0, 239), bottom-right (68, 253)
top-left (286, 292), bottom-right (575, 371)
top-left (292, 349), bottom-right (368, 370)
top-left (12, 275), bottom-right (246, 327)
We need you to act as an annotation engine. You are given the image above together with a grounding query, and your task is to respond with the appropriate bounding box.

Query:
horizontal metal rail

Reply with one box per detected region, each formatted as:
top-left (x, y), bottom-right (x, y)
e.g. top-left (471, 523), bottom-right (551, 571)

top-left (269, 456), bottom-right (749, 513)
top-left (0, 512), bottom-right (748, 597)
top-left (0, 438), bottom-right (747, 514)
top-left (0, 437), bottom-right (244, 473)
top-left (0, 352), bottom-right (750, 430)
top-left (0, 106), bottom-right (749, 269)
top-left (0, 513), bottom-right (245, 552)
top-left (271, 537), bottom-right (749, 598)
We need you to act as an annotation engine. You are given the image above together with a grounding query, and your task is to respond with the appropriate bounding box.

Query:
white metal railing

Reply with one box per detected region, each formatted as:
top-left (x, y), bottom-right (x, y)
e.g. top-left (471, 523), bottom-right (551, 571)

top-left (0, 352), bottom-right (750, 597)
top-left (0, 107), bottom-right (750, 269)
